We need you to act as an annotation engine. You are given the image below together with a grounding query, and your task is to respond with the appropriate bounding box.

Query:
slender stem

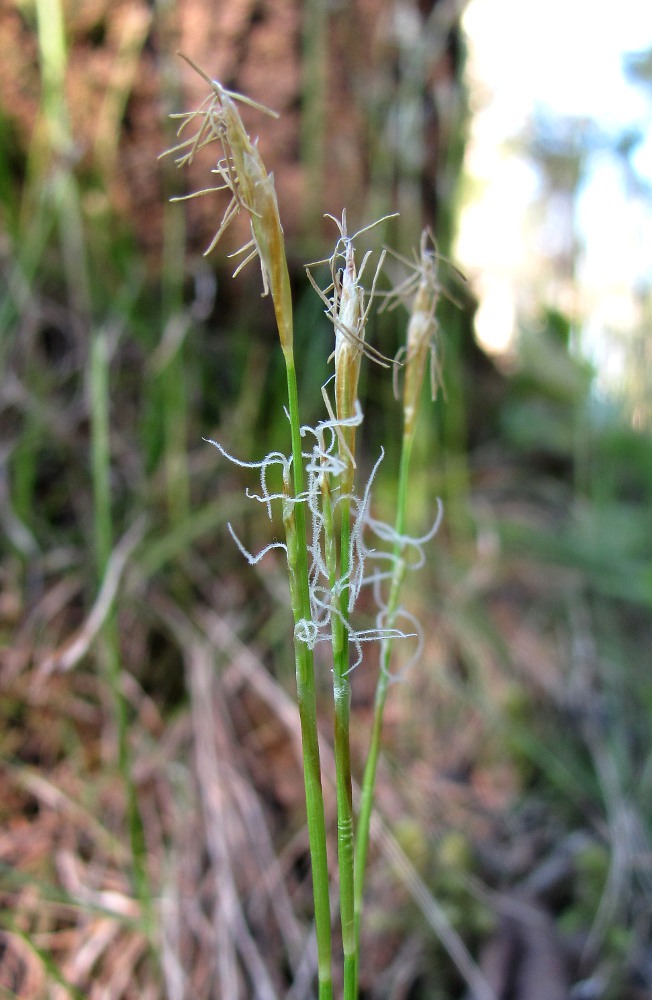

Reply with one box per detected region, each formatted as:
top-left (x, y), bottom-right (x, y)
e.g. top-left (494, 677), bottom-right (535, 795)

top-left (90, 332), bottom-right (152, 931)
top-left (90, 332), bottom-right (113, 574)
top-left (338, 497), bottom-right (358, 999)
top-left (354, 433), bottom-right (413, 946)
top-left (160, 200), bottom-right (190, 523)
top-left (322, 463), bottom-right (357, 999)
top-left (284, 361), bottom-right (333, 1000)
top-left (159, 49), bottom-right (190, 524)
top-left (300, 0), bottom-right (329, 237)
top-left (34, 0), bottom-right (152, 934)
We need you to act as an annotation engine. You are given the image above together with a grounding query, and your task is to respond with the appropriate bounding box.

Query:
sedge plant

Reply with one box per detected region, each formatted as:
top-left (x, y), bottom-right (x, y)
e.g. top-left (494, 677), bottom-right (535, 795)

top-left (163, 57), bottom-right (450, 999)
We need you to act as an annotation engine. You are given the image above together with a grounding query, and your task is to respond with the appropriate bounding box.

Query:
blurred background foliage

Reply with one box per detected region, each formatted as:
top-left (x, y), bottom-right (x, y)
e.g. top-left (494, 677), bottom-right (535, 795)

top-left (1, 0), bottom-right (651, 998)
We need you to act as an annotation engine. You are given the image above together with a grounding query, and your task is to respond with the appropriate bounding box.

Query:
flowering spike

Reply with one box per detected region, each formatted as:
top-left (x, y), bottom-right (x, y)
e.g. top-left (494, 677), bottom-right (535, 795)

top-left (162, 56), bottom-right (294, 358)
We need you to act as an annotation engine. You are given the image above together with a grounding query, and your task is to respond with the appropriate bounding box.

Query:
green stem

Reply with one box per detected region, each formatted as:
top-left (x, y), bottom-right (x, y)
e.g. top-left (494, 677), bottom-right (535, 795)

top-left (300, 0), bottom-right (329, 237)
top-left (284, 361), bottom-right (333, 1000)
top-left (33, 0), bottom-right (153, 935)
top-left (90, 332), bottom-right (152, 933)
top-left (338, 499), bottom-right (358, 999)
top-left (322, 465), bottom-right (357, 999)
top-left (354, 433), bottom-right (413, 947)
top-left (160, 68), bottom-right (190, 523)
top-left (90, 332), bottom-right (113, 574)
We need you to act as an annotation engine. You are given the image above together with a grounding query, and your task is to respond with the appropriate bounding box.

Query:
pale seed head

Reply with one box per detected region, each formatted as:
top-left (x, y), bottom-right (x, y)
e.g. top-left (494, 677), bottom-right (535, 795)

top-left (399, 232), bottom-right (442, 440)
top-left (334, 244), bottom-right (366, 428)
top-left (164, 57), bottom-right (294, 358)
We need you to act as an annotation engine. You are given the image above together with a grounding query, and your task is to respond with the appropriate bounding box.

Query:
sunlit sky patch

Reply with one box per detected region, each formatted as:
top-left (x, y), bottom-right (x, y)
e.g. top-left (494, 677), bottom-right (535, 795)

top-left (456, 0), bottom-right (652, 410)
top-left (464, 0), bottom-right (652, 127)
